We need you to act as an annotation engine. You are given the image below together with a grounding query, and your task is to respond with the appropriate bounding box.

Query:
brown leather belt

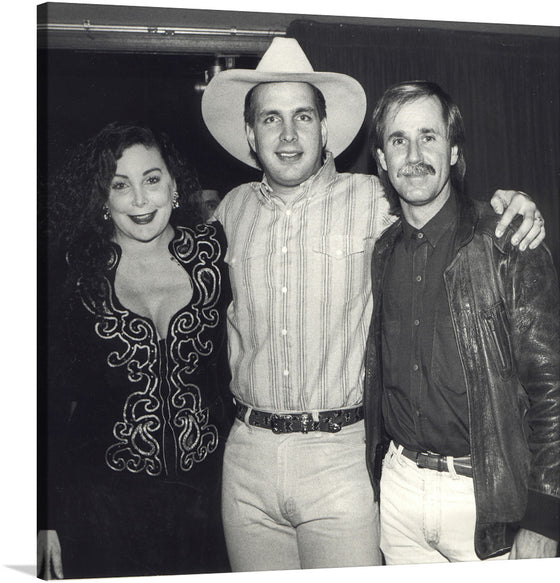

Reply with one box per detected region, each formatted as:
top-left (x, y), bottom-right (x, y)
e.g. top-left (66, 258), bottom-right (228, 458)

top-left (399, 444), bottom-right (473, 478)
top-left (235, 403), bottom-right (364, 434)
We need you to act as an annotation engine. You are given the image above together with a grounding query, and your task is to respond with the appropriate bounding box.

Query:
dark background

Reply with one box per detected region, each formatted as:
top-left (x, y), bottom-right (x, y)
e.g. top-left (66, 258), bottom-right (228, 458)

top-left (39, 49), bottom-right (262, 195)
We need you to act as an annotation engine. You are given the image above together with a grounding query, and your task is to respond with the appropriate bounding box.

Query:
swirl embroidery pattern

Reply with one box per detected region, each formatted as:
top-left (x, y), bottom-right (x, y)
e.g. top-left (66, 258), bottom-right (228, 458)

top-left (170, 226), bottom-right (222, 471)
top-left (80, 226), bottom-right (222, 476)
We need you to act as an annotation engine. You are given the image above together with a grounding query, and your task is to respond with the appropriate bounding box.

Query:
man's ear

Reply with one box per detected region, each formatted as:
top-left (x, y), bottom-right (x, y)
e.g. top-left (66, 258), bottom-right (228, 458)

top-left (450, 144), bottom-right (459, 167)
top-left (376, 148), bottom-right (388, 172)
top-left (246, 123), bottom-right (256, 152)
top-left (321, 118), bottom-right (328, 149)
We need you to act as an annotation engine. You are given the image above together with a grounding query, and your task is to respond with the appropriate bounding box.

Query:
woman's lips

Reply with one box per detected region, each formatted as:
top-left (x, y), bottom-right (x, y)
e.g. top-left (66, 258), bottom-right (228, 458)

top-left (129, 210), bottom-right (157, 225)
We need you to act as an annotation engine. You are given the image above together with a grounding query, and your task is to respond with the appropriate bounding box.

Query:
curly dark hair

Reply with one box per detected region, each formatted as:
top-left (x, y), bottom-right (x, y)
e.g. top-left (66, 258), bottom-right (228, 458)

top-left (48, 121), bottom-right (202, 288)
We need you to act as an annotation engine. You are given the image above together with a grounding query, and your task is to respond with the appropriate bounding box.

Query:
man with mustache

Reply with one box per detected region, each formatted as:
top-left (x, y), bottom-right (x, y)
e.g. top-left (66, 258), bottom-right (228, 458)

top-left (364, 80), bottom-right (559, 564)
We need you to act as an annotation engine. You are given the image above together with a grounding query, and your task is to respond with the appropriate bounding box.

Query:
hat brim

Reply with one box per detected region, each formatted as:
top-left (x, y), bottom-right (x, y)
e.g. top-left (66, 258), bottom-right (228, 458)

top-left (201, 69), bottom-right (367, 169)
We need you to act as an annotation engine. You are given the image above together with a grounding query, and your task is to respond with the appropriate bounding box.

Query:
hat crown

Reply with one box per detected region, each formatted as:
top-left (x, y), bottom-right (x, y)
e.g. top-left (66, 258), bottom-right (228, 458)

top-left (256, 37), bottom-right (315, 73)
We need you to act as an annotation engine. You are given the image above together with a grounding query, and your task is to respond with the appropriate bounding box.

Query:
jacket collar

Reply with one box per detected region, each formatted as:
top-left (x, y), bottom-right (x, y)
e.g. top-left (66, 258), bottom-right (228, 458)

top-left (455, 192), bottom-right (478, 252)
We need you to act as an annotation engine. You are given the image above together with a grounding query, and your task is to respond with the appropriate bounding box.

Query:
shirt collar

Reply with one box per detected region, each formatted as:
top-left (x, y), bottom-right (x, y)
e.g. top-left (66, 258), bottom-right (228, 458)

top-left (402, 191), bottom-right (458, 249)
top-left (256, 151), bottom-right (337, 206)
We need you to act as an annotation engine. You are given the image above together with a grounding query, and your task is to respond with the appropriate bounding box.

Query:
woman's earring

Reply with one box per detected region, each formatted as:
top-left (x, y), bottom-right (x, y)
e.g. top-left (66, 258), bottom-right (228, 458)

top-left (102, 204), bottom-right (111, 221)
top-left (172, 191), bottom-right (180, 209)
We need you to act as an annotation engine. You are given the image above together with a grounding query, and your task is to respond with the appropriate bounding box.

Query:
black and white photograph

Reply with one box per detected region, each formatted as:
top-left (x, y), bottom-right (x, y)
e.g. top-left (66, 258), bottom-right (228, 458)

top-left (2, 1), bottom-right (559, 582)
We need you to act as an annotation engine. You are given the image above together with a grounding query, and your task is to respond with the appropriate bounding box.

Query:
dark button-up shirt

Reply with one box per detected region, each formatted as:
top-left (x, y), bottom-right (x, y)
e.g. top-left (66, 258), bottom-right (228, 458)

top-left (381, 193), bottom-right (470, 456)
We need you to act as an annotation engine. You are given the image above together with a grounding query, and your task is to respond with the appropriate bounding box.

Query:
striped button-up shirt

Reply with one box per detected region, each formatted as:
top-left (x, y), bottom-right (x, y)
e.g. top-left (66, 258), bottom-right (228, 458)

top-left (215, 153), bottom-right (394, 412)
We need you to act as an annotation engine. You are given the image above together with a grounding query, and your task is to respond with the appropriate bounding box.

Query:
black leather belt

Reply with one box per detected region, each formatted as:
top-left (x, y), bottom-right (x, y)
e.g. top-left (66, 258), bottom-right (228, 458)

top-left (398, 444), bottom-right (473, 478)
top-left (235, 403), bottom-right (364, 434)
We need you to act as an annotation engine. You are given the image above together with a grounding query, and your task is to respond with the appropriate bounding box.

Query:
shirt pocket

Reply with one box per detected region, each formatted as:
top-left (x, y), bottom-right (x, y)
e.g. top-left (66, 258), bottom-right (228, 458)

top-left (311, 235), bottom-right (371, 258)
top-left (311, 236), bottom-right (375, 303)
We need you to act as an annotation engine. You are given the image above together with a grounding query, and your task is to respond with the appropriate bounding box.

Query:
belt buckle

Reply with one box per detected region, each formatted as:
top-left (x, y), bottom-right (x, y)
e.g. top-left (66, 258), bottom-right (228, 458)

top-left (271, 412), bottom-right (315, 434)
top-left (416, 452), bottom-right (446, 472)
top-left (300, 413), bottom-right (313, 434)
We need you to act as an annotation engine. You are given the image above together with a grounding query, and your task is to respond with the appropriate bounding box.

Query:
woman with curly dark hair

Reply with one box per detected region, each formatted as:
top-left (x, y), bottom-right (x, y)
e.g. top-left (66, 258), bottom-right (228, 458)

top-left (38, 122), bottom-right (233, 579)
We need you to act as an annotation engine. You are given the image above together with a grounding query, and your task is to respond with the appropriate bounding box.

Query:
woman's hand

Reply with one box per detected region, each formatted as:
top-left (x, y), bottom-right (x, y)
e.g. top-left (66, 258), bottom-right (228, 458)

top-left (37, 529), bottom-right (63, 579)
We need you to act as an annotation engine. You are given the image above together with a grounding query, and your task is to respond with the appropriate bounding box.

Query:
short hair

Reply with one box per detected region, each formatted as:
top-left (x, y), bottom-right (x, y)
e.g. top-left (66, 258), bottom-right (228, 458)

top-left (244, 81), bottom-right (327, 127)
top-left (370, 81), bottom-right (466, 195)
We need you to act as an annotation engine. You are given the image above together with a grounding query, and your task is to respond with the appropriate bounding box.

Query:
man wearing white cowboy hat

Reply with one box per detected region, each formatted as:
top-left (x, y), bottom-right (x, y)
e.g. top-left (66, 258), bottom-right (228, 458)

top-left (201, 37), bottom-right (545, 571)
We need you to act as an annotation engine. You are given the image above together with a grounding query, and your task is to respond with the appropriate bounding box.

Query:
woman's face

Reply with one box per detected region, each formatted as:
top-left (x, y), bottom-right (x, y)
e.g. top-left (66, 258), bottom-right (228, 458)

top-left (107, 144), bottom-right (176, 245)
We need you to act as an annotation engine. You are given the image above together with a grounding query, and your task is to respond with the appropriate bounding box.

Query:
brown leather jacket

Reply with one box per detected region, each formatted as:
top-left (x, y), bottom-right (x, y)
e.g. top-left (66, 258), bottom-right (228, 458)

top-left (364, 195), bottom-right (560, 559)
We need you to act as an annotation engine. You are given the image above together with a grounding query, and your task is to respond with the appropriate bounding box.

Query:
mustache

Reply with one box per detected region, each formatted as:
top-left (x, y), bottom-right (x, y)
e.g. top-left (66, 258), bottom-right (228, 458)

top-left (398, 163), bottom-right (436, 177)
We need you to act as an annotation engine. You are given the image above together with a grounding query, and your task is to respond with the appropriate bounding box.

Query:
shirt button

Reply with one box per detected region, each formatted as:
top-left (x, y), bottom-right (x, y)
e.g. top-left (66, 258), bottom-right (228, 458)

top-left (412, 364), bottom-right (419, 371)
top-left (283, 369), bottom-right (289, 376)
top-left (414, 319), bottom-right (420, 326)
top-left (281, 329), bottom-right (288, 336)
top-left (416, 275), bottom-right (422, 282)
top-left (336, 249), bottom-right (343, 257)
top-left (281, 246), bottom-right (288, 253)
top-left (286, 210), bottom-right (292, 216)
top-left (417, 232), bottom-right (424, 239)
top-left (281, 286), bottom-right (288, 294)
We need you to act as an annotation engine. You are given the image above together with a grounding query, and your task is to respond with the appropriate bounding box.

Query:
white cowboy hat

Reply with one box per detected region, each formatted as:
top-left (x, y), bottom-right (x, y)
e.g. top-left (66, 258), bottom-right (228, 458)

top-left (201, 37), bottom-right (367, 168)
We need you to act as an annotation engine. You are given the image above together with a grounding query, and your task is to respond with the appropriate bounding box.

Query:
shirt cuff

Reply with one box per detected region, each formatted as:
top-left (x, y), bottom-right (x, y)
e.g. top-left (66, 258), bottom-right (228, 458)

top-left (520, 489), bottom-right (560, 542)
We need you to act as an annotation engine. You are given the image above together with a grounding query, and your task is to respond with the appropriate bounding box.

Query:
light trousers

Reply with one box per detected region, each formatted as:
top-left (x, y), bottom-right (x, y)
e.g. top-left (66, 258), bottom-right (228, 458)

top-left (380, 441), bottom-right (509, 565)
top-left (222, 418), bottom-right (381, 571)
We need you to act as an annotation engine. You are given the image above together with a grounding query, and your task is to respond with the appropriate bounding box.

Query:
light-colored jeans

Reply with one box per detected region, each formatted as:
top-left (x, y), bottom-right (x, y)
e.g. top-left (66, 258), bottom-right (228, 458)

top-left (380, 441), bottom-right (509, 564)
top-left (222, 418), bottom-right (381, 571)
